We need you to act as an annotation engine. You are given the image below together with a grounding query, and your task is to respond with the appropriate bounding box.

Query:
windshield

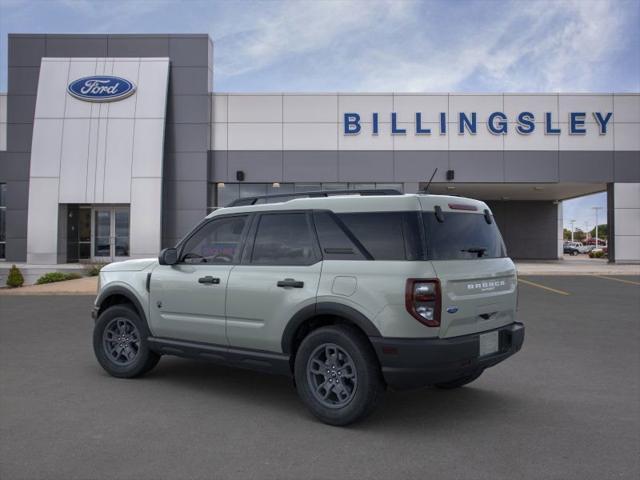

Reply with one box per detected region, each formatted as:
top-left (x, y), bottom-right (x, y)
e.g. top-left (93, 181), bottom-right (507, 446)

top-left (423, 211), bottom-right (506, 260)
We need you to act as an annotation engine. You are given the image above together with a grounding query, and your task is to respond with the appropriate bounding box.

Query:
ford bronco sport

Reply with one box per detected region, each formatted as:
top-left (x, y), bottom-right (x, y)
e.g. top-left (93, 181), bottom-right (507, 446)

top-left (92, 190), bottom-right (524, 426)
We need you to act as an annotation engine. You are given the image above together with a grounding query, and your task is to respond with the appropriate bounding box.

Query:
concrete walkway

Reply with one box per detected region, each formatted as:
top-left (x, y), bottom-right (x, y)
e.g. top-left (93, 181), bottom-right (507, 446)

top-left (0, 276), bottom-right (98, 295)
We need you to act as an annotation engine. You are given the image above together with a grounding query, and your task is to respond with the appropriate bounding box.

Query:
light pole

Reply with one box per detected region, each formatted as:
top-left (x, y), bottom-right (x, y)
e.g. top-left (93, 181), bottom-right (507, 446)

top-left (570, 219), bottom-right (576, 242)
top-left (592, 207), bottom-right (603, 248)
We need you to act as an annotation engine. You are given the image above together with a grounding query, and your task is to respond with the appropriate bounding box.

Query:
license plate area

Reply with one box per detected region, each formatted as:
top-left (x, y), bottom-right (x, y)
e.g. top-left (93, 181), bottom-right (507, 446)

top-left (479, 331), bottom-right (500, 357)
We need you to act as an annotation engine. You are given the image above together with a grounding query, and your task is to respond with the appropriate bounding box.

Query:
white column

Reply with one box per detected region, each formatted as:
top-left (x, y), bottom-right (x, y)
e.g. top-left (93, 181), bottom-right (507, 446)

top-left (612, 183), bottom-right (640, 263)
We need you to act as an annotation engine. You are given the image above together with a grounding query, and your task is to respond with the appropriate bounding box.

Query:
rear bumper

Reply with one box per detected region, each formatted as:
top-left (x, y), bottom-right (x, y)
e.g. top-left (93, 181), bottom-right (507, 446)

top-left (370, 322), bottom-right (524, 390)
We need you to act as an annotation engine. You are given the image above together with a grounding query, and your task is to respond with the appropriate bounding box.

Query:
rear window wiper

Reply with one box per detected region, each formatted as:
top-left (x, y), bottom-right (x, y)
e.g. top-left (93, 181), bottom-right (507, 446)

top-left (461, 247), bottom-right (487, 258)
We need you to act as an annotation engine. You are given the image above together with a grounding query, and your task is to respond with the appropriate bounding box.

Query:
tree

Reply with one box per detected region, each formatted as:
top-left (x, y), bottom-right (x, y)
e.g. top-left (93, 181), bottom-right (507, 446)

top-left (563, 228), bottom-right (572, 240)
top-left (6, 264), bottom-right (24, 288)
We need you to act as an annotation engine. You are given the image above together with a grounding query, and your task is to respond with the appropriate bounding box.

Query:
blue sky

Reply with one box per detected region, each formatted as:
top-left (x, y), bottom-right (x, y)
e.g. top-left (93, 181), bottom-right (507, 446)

top-left (1, 0), bottom-right (638, 227)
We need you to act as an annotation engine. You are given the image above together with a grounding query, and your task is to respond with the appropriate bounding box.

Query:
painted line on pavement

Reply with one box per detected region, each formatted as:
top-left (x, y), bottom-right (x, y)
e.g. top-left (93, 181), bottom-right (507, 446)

top-left (592, 275), bottom-right (640, 286)
top-left (518, 278), bottom-right (570, 296)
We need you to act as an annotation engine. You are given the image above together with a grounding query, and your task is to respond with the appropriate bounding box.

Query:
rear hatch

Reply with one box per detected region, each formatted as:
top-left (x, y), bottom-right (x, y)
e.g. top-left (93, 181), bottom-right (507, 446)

top-left (420, 204), bottom-right (517, 338)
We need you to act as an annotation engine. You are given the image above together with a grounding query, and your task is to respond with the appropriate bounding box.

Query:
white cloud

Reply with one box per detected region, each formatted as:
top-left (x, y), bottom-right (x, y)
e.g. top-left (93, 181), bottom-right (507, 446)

top-left (213, 0), bottom-right (635, 92)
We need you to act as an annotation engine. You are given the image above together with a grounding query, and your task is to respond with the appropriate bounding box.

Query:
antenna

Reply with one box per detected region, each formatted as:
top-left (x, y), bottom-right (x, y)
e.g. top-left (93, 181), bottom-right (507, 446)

top-left (422, 168), bottom-right (438, 193)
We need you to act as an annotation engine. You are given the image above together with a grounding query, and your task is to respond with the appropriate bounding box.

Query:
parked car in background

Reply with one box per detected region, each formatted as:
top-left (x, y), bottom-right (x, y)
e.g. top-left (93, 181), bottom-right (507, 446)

top-left (564, 242), bottom-right (583, 255)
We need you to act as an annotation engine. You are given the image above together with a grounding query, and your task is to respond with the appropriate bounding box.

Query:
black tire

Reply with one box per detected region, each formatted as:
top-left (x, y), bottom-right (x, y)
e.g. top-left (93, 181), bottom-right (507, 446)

top-left (434, 370), bottom-right (483, 389)
top-left (572, 250), bottom-right (579, 256)
top-left (294, 325), bottom-right (384, 426)
top-left (93, 304), bottom-right (160, 378)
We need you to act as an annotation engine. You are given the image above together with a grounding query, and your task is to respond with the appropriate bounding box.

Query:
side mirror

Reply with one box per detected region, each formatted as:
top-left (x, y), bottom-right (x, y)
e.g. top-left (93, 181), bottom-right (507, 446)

top-left (159, 247), bottom-right (178, 266)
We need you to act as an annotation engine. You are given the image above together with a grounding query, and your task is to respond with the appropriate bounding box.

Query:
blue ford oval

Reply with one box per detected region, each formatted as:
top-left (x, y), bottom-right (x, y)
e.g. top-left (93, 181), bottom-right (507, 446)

top-left (67, 76), bottom-right (136, 102)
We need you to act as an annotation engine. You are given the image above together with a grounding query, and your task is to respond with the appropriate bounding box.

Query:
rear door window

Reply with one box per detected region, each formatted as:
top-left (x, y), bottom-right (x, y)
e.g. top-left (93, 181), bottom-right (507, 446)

top-left (336, 212), bottom-right (422, 260)
top-left (313, 211), bottom-right (366, 260)
top-left (423, 212), bottom-right (506, 260)
top-left (251, 213), bottom-right (319, 265)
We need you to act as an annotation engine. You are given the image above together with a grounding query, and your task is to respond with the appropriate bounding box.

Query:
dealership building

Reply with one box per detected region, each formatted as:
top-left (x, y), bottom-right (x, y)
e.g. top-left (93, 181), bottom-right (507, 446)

top-left (0, 33), bottom-right (638, 267)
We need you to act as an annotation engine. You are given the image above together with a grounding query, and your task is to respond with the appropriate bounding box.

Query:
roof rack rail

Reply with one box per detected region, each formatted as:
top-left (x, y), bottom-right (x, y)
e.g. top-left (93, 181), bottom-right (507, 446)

top-left (225, 189), bottom-right (403, 207)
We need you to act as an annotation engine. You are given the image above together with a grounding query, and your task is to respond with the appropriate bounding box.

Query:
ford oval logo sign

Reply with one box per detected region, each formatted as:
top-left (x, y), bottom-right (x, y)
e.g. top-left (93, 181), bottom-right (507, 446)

top-left (67, 76), bottom-right (136, 102)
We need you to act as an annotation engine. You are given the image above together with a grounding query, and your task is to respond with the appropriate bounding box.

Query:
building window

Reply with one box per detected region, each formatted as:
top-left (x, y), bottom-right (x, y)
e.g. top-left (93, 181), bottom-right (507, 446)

top-left (0, 183), bottom-right (6, 259)
top-left (210, 182), bottom-right (404, 209)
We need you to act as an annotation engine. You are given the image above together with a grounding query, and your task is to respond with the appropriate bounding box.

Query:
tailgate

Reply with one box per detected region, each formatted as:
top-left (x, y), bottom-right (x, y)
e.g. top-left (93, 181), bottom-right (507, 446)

top-left (431, 258), bottom-right (517, 338)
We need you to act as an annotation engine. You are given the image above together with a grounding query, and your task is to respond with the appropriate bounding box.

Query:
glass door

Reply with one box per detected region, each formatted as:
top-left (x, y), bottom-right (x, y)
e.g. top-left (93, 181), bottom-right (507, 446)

top-left (92, 206), bottom-right (130, 262)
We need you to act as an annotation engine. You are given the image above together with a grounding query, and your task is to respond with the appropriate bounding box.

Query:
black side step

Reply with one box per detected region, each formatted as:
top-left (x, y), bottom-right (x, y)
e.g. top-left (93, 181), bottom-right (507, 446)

top-left (147, 337), bottom-right (292, 377)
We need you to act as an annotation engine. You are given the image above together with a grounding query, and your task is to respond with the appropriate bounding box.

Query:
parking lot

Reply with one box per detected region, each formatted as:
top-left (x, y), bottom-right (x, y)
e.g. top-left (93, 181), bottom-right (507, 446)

top-left (1, 275), bottom-right (638, 480)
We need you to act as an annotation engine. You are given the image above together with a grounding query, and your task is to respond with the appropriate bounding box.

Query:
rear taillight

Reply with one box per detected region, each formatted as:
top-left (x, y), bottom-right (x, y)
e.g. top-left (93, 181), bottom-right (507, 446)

top-left (405, 279), bottom-right (441, 327)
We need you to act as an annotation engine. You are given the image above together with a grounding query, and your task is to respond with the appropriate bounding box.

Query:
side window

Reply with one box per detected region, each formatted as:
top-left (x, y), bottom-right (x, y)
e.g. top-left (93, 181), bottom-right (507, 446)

top-left (251, 213), bottom-right (318, 265)
top-left (313, 211), bottom-right (366, 260)
top-left (336, 212), bottom-right (422, 261)
top-left (181, 215), bottom-right (248, 264)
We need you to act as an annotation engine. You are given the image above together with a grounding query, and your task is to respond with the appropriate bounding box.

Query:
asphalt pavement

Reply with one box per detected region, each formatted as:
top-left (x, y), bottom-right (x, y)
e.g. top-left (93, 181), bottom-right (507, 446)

top-left (0, 275), bottom-right (638, 480)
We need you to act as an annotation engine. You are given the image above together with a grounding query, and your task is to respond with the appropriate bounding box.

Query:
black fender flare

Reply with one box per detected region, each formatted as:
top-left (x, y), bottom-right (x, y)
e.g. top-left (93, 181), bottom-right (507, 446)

top-left (95, 285), bottom-right (147, 325)
top-left (281, 302), bottom-right (382, 354)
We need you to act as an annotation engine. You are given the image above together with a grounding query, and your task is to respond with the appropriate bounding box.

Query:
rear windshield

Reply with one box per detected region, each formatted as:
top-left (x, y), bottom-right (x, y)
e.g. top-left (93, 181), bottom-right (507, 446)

top-left (423, 212), bottom-right (506, 260)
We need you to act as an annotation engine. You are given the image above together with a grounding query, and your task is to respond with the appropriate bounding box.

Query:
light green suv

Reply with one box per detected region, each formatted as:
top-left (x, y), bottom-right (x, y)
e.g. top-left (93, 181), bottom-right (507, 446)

top-left (92, 190), bottom-right (524, 425)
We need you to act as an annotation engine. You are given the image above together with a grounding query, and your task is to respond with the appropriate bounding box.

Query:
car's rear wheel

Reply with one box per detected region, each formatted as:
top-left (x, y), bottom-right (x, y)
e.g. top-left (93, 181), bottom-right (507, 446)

top-left (93, 304), bottom-right (160, 378)
top-left (294, 325), bottom-right (384, 426)
top-left (434, 370), bottom-right (483, 389)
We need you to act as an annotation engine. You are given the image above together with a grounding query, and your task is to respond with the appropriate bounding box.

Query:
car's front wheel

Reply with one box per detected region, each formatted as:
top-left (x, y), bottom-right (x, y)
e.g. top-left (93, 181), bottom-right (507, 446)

top-left (294, 325), bottom-right (384, 426)
top-left (93, 304), bottom-right (160, 378)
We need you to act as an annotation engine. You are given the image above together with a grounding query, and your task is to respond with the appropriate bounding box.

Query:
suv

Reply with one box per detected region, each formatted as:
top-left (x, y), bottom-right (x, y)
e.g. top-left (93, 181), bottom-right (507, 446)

top-left (92, 190), bottom-right (524, 426)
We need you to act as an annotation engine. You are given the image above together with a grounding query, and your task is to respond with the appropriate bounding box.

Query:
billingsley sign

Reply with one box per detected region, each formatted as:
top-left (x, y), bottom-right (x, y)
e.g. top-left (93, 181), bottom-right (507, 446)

top-left (343, 111), bottom-right (613, 135)
top-left (67, 76), bottom-right (136, 102)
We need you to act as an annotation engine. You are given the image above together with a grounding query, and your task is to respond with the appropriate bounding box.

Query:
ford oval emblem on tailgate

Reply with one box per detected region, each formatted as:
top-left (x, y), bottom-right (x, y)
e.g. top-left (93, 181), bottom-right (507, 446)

top-left (446, 306), bottom-right (459, 314)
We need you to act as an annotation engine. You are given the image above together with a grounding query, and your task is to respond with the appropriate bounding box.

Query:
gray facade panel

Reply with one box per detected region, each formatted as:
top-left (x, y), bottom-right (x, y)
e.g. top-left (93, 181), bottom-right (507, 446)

top-left (228, 151), bottom-right (283, 182)
top-left (7, 95), bottom-right (37, 124)
top-left (450, 151), bottom-right (504, 182)
top-left (209, 151), bottom-right (228, 182)
top-left (5, 180), bottom-right (29, 210)
top-left (165, 152), bottom-right (209, 181)
top-left (7, 67), bottom-right (40, 95)
top-left (163, 180), bottom-right (207, 211)
top-left (559, 151), bottom-right (614, 182)
top-left (394, 151), bottom-right (449, 182)
top-left (488, 200), bottom-right (558, 259)
top-left (504, 151), bottom-right (559, 182)
top-left (8, 35), bottom-right (45, 67)
top-left (4, 237), bottom-right (26, 262)
top-left (338, 151), bottom-right (394, 182)
top-left (614, 151), bottom-right (640, 182)
top-left (283, 151), bottom-right (339, 182)
top-left (107, 35), bottom-right (170, 57)
top-left (165, 124), bottom-right (210, 153)
top-left (169, 37), bottom-right (211, 67)
top-left (162, 208), bottom-right (206, 246)
top-left (6, 124), bottom-right (33, 153)
top-left (6, 208), bottom-right (28, 239)
top-left (167, 95), bottom-right (210, 124)
top-left (45, 36), bottom-right (108, 57)
top-left (169, 67), bottom-right (210, 95)
top-left (0, 153), bottom-right (30, 181)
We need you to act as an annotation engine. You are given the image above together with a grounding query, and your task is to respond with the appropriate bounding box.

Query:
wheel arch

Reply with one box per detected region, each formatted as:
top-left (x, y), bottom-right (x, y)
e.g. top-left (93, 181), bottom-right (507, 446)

top-left (281, 302), bottom-right (382, 356)
top-left (96, 285), bottom-right (147, 326)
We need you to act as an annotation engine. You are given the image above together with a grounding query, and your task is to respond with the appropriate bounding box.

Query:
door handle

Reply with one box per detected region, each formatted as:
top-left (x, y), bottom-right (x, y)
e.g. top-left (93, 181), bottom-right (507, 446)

top-left (277, 278), bottom-right (304, 288)
top-left (198, 276), bottom-right (220, 285)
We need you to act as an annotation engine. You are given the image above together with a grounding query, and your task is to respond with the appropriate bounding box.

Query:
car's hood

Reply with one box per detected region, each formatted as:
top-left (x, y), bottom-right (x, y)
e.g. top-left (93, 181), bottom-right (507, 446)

top-left (101, 258), bottom-right (158, 272)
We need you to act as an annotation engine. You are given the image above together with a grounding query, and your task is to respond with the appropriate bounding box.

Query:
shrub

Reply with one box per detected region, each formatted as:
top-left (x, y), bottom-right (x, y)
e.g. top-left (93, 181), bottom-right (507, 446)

top-left (36, 272), bottom-right (82, 285)
top-left (6, 265), bottom-right (25, 288)
top-left (85, 263), bottom-right (107, 277)
top-left (589, 250), bottom-right (606, 259)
